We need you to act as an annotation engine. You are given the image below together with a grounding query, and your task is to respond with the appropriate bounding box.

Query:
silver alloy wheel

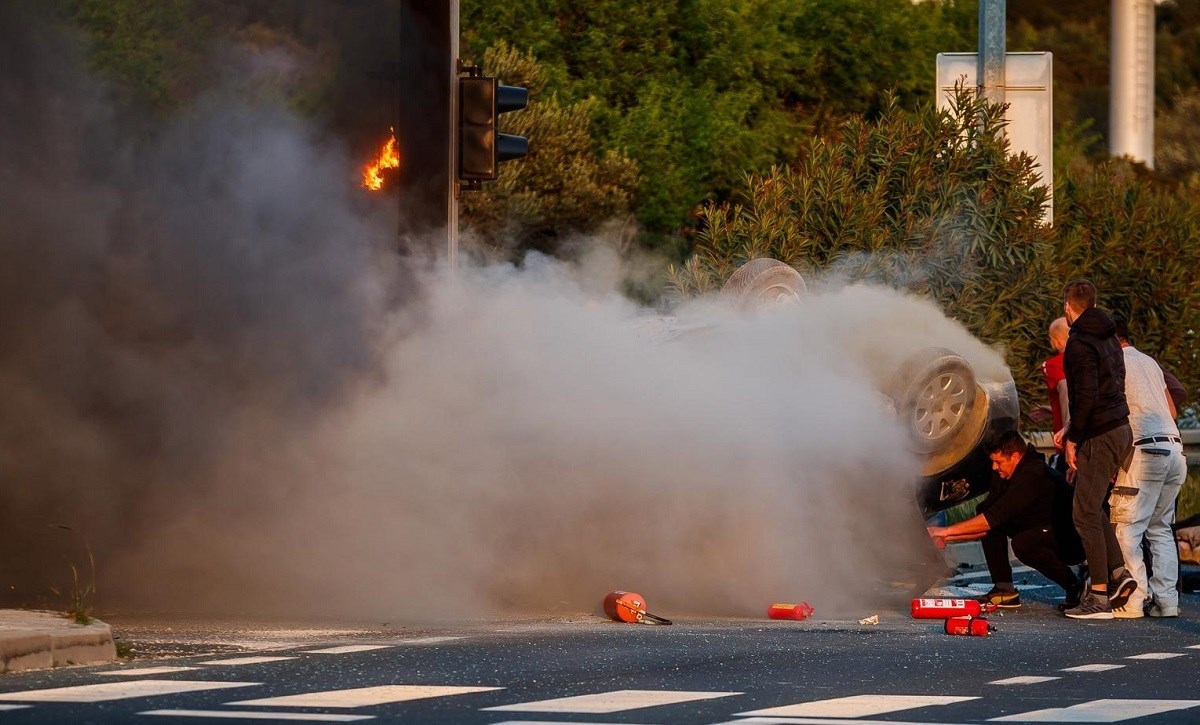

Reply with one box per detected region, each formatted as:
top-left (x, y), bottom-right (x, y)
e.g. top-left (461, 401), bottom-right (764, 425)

top-left (912, 370), bottom-right (971, 442)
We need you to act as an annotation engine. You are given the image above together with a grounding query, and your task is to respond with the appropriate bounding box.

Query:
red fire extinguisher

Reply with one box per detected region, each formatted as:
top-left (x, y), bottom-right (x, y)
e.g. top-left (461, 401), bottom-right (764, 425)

top-left (910, 598), bottom-right (996, 619)
top-left (945, 616), bottom-right (995, 636)
top-left (767, 602), bottom-right (814, 621)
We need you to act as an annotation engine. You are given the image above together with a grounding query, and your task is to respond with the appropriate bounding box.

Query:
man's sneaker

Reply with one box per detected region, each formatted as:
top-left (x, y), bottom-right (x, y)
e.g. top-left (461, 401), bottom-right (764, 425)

top-left (1113, 600), bottom-right (1145, 619)
top-left (1108, 571), bottom-right (1138, 609)
top-left (1064, 592), bottom-right (1114, 620)
top-left (979, 588), bottom-right (1021, 608)
top-left (1057, 581), bottom-right (1086, 612)
top-left (1148, 603), bottom-right (1180, 618)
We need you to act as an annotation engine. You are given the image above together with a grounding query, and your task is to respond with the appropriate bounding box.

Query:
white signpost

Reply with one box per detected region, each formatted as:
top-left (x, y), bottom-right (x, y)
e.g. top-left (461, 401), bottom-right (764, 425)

top-left (936, 52), bottom-right (1054, 224)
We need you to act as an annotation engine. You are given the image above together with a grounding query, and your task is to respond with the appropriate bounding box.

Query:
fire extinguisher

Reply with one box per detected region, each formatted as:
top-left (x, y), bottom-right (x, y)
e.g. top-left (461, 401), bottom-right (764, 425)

top-left (945, 616), bottom-right (995, 636)
top-left (910, 598), bottom-right (996, 619)
top-left (768, 602), bottom-right (814, 620)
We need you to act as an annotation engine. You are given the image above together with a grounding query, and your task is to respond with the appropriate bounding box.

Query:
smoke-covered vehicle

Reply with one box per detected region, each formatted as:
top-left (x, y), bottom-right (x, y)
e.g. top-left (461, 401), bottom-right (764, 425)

top-left (710, 258), bottom-right (1020, 518)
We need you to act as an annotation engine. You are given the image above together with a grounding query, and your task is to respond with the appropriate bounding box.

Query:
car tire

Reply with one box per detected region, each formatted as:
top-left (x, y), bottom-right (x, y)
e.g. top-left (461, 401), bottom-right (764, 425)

top-left (719, 259), bottom-right (806, 311)
top-left (887, 347), bottom-right (978, 455)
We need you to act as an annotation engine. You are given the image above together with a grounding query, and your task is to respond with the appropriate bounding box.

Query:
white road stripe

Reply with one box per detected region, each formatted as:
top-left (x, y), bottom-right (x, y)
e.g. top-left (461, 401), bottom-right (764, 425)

top-left (397, 637), bottom-right (462, 645)
top-left (484, 689), bottom-right (739, 713)
top-left (141, 710), bottom-right (372, 722)
top-left (97, 667), bottom-right (200, 677)
top-left (989, 698), bottom-right (1200, 722)
top-left (232, 685), bottom-right (502, 708)
top-left (198, 657), bottom-right (298, 666)
top-left (989, 676), bottom-right (1061, 685)
top-left (490, 722), bottom-right (653, 725)
top-left (1061, 664), bottom-right (1125, 673)
top-left (0, 705), bottom-right (31, 711)
top-left (1186, 644), bottom-right (1200, 650)
top-left (0, 680), bottom-right (259, 703)
top-left (713, 719), bottom-right (972, 725)
top-left (737, 695), bottom-right (978, 718)
top-left (301, 645), bottom-right (393, 655)
top-left (1125, 652), bottom-right (1185, 660)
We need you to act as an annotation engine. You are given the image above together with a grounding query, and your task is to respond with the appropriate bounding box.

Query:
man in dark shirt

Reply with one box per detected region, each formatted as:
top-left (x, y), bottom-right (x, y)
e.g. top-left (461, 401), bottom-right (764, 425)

top-left (1053, 279), bottom-right (1137, 620)
top-left (928, 431), bottom-right (1084, 609)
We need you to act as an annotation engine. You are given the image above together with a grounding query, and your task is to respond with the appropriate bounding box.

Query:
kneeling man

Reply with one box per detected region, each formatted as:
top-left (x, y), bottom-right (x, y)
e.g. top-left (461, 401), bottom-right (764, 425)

top-left (928, 431), bottom-right (1084, 608)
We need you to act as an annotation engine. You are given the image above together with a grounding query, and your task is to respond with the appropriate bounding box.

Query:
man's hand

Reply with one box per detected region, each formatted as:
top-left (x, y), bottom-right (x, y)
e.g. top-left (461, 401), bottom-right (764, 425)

top-left (1066, 439), bottom-right (1078, 471)
top-left (1053, 427), bottom-right (1067, 449)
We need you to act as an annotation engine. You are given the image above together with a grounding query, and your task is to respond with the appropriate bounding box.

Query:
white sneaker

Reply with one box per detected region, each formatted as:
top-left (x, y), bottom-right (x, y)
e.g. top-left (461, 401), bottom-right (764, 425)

top-left (1148, 603), bottom-right (1180, 618)
top-left (1113, 601), bottom-right (1145, 619)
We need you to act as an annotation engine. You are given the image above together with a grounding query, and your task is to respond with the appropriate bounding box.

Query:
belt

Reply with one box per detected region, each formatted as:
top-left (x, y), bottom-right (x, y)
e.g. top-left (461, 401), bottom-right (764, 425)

top-left (1134, 435), bottom-right (1181, 446)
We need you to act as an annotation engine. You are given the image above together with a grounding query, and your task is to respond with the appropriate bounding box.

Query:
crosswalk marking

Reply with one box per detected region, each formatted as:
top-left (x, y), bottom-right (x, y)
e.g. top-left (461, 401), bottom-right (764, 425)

top-left (0, 680), bottom-right (259, 703)
top-left (232, 685), bottom-right (502, 708)
top-left (489, 722), bottom-right (653, 725)
top-left (97, 666), bottom-right (200, 676)
top-left (736, 695), bottom-right (978, 718)
top-left (1187, 644), bottom-right (1200, 650)
top-left (197, 657), bottom-right (298, 666)
top-left (141, 710), bottom-right (373, 722)
top-left (0, 705), bottom-right (31, 711)
top-left (1125, 652), bottom-right (1185, 660)
top-left (713, 719), bottom-right (971, 725)
top-left (484, 689), bottom-right (740, 713)
top-left (989, 698), bottom-right (1200, 722)
top-left (301, 645), bottom-right (393, 655)
top-left (396, 637), bottom-right (463, 645)
top-left (989, 676), bottom-right (1061, 685)
top-left (1061, 664), bottom-right (1125, 673)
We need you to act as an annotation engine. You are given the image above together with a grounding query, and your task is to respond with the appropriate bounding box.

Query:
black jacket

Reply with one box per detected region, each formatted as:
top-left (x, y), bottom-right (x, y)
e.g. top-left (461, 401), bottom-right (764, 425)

top-left (1063, 307), bottom-right (1129, 444)
top-left (978, 444), bottom-right (1056, 535)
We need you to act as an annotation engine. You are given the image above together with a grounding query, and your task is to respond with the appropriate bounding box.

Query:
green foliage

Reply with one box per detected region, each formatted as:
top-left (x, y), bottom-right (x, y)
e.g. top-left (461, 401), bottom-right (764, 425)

top-left (1050, 156), bottom-right (1200, 395)
top-left (462, 0), bottom-right (976, 238)
top-left (71, 0), bottom-right (208, 111)
top-left (459, 44), bottom-right (639, 258)
top-left (671, 90), bottom-right (1057, 409)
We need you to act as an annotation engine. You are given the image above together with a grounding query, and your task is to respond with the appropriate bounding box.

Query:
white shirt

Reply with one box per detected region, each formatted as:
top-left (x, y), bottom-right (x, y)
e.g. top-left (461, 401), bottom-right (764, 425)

top-left (1122, 345), bottom-right (1179, 439)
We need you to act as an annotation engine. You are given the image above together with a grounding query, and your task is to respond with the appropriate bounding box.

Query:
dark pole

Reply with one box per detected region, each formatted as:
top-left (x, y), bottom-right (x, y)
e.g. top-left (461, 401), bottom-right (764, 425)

top-left (395, 0), bottom-right (455, 261)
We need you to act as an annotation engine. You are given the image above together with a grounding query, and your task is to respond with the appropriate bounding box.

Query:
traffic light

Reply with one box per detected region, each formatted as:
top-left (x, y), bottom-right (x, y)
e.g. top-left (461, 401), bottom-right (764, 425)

top-left (458, 69), bottom-right (528, 184)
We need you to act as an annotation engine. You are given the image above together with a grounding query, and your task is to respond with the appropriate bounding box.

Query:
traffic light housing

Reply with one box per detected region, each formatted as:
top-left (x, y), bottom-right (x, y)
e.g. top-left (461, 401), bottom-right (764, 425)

top-left (458, 72), bottom-right (528, 184)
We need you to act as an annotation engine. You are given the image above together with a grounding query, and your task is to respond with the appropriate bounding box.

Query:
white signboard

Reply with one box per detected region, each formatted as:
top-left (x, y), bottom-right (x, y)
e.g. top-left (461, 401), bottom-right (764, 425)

top-left (936, 52), bottom-right (1053, 224)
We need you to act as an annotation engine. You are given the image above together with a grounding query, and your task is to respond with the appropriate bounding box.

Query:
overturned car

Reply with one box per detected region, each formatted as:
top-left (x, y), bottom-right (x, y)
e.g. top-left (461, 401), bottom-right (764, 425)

top-left (707, 258), bottom-right (1020, 518)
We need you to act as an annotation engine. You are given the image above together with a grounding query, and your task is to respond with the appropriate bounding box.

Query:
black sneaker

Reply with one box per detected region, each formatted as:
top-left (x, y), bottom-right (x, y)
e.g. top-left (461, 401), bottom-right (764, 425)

top-left (1108, 571), bottom-right (1138, 609)
top-left (1064, 591), bottom-right (1114, 620)
top-left (979, 588), bottom-right (1022, 608)
top-left (1057, 581), bottom-right (1085, 612)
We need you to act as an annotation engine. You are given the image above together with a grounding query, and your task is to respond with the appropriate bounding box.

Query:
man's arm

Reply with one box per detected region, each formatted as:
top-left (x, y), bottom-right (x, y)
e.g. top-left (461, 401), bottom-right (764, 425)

top-left (1066, 346), bottom-right (1099, 444)
top-left (928, 514), bottom-right (992, 543)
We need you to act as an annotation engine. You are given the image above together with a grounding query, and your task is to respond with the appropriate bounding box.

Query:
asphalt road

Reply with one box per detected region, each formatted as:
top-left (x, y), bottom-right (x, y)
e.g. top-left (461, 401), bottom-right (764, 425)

top-left (1, 575), bottom-right (1199, 724)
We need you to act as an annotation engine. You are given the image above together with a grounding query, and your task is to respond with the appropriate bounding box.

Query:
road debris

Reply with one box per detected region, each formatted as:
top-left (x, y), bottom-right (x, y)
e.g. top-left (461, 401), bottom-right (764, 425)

top-left (858, 614), bottom-right (880, 625)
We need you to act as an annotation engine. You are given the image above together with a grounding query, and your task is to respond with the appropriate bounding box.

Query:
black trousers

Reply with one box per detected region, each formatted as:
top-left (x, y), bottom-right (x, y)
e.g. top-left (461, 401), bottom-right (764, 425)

top-left (982, 527), bottom-right (1082, 593)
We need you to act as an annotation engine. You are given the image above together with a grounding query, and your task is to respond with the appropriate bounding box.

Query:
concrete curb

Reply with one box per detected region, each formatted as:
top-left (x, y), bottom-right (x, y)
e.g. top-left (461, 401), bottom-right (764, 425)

top-left (0, 609), bottom-right (117, 673)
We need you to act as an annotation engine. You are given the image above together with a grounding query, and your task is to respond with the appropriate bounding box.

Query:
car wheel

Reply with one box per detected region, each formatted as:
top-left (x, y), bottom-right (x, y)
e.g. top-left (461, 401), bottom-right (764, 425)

top-left (719, 258), bottom-right (806, 311)
top-left (887, 347), bottom-right (978, 455)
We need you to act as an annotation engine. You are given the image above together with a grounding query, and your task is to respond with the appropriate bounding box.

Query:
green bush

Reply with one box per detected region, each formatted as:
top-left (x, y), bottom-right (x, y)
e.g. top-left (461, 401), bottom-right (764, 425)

top-left (671, 89), bottom-right (1056, 409)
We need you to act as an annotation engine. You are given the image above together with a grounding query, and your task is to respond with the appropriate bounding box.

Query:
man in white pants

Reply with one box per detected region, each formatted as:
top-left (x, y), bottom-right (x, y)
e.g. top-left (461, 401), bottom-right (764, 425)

top-left (1110, 317), bottom-right (1187, 618)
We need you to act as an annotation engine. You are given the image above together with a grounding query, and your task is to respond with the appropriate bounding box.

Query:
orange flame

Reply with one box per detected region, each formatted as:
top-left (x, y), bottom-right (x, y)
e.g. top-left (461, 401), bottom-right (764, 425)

top-left (362, 128), bottom-right (400, 191)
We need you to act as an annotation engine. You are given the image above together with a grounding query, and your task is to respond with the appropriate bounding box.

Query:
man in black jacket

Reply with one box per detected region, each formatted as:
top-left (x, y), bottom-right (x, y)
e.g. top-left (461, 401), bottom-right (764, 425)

top-left (1053, 279), bottom-right (1137, 620)
top-left (928, 431), bottom-right (1084, 609)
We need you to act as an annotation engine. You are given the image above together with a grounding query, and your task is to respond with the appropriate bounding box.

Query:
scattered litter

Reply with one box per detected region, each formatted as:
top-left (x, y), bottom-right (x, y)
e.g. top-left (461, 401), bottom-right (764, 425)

top-left (602, 591), bottom-right (672, 625)
top-left (767, 602), bottom-right (814, 621)
top-left (858, 614), bottom-right (880, 625)
top-left (944, 616), bottom-right (996, 636)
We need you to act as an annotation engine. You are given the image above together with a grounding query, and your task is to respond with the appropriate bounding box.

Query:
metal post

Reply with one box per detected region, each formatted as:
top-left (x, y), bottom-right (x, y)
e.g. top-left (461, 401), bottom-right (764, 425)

top-left (396, 0), bottom-right (453, 260)
top-left (1110, 0), bottom-right (1155, 168)
top-left (978, 0), bottom-right (1006, 107)
top-left (447, 0), bottom-right (459, 271)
